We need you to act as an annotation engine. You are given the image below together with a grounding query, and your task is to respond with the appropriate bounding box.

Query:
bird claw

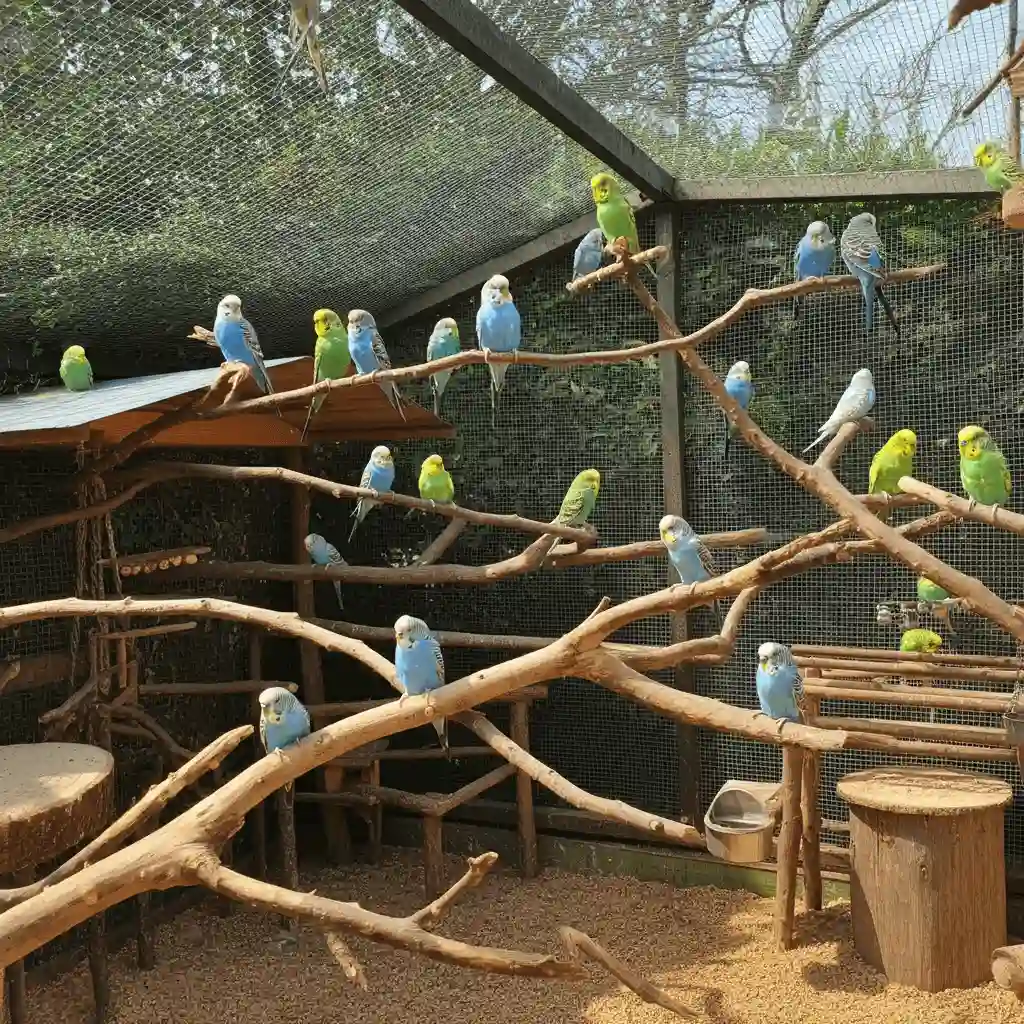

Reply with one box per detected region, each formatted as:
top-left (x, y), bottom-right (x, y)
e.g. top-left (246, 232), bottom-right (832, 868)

top-left (370, 488), bottom-right (380, 499)
top-left (424, 695), bottom-right (436, 720)
top-left (398, 693), bottom-right (408, 708)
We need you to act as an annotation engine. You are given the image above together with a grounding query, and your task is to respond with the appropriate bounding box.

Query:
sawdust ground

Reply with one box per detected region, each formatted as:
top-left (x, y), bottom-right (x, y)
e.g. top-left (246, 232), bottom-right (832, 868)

top-left (29, 850), bottom-right (1024, 1023)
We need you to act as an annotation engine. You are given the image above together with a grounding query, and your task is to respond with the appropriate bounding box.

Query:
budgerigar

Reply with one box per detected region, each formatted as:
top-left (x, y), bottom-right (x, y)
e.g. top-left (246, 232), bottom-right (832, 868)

top-left (659, 514), bottom-right (723, 626)
top-left (258, 686), bottom-right (311, 790)
top-left (418, 454), bottom-right (454, 505)
top-left (394, 614), bottom-right (449, 755)
top-left (280, 0), bottom-right (328, 93)
top-left (572, 228), bottom-right (605, 281)
top-left (60, 345), bottom-right (93, 392)
top-left (917, 576), bottom-right (956, 632)
top-left (214, 294), bottom-right (274, 394)
top-left (802, 368), bottom-right (875, 454)
top-left (301, 308), bottom-right (351, 441)
top-left (426, 317), bottom-right (460, 418)
top-left (347, 309), bottom-right (405, 419)
top-left (303, 532), bottom-right (346, 611)
top-left (349, 445), bottom-right (395, 542)
top-left (475, 274), bottom-right (522, 426)
top-left (755, 642), bottom-right (803, 724)
top-left (841, 213), bottom-right (899, 334)
top-left (974, 141), bottom-right (1024, 193)
top-left (793, 220), bottom-right (836, 319)
top-left (722, 360), bottom-right (754, 458)
top-left (958, 424), bottom-right (1012, 509)
top-left (590, 172), bottom-right (656, 280)
top-left (900, 628), bottom-right (943, 654)
top-left (555, 469), bottom-right (600, 526)
top-left (868, 429), bottom-right (917, 520)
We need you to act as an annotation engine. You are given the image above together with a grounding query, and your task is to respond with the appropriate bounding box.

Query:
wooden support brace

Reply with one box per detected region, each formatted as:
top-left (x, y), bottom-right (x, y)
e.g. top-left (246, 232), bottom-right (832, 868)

top-left (275, 786), bottom-right (299, 934)
top-left (422, 814), bottom-right (445, 900)
top-left (247, 631), bottom-right (269, 881)
top-left (773, 745), bottom-right (804, 951)
top-left (800, 687), bottom-right (822, 913)
top-left (99, 546), bottom-right (210, 571)
top-left (101, 622), bottom-right (198, 641)
top-left (5, 868), bottom-right (32, 1024)
top-left (510, 702), bottom-right (538, 878)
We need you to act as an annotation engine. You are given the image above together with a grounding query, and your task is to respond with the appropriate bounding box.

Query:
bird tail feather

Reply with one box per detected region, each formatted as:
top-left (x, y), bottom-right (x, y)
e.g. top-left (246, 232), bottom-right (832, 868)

top-left (792, 294), bottom-right (802, 321)
top-left (333, 581), bottom-right (343, 611)
top-left (299, 394), bottom-right (321, 443)
top-left (433, 716), bottom-right (449, 757)
top-left (722, 414), bottom-right (734, 459)
top-left (801, 431), bottom-right (828, 454)
top-left (348, 508), bottom-right (363, 543)
top-left (877, 286), bottom-right (899, 335)
top-left (863, 281), bottom-right (874, 333)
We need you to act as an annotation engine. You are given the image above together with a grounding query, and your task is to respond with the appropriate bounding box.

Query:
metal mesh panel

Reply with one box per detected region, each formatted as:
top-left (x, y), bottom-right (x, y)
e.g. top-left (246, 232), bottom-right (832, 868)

top-left (677, 197), bottom-right (1024, 862)
top-left (495, 0), bottom-right (1004, 176)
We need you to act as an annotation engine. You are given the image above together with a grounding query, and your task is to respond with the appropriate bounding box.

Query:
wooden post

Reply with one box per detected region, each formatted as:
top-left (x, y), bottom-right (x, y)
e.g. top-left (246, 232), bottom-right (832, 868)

top-left (1010, 0), bottom-right (1021, 163)
top-left (773, 745), bottom-right (804, 951)
top-left (6, 868), bottom-right (32, 1024)
top-left (509, 701), bottom-right (538, 878)
top-left (800, 677), bottom-right (822, 913)
top-left (363, 758), bottom-right (383, 865)
top-left (276, 786), bottom-right (300, 934)
top-left (86, 912), bottom-right (109, 1024)
top-left (247, 630), bottom-right (269, 880)
top-left (285, 448), bottom-right (333, 853)
top-left (839, 766), bottom-right (1012, 992)
top-left (656, 205), bottom-right (702, 829)
top-left (422, 814), bottom-right (445, 899)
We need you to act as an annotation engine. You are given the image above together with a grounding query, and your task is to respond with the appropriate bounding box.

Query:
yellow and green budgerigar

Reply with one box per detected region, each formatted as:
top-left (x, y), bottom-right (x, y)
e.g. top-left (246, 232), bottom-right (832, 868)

top-left (917, 575), bottom-right (955, 632)
top-left (555, 468), bottom-right (601, 527)
top-left (590, 173), bottom-right (657, 281)
top-left (418, 454), bottom-right (454, 504)
top-left (301, 308), bottom-right (351, 441)
top-left (958, 424), bottom-right (1011, 508)
top-left (900, 628), bottom-right (943, 654)
top-left (59, 345), bottom-right (93, 392)
top-left (974, 141), bottom-right (1024, 194)
top-left (868, 429), bottom-right (916, 519)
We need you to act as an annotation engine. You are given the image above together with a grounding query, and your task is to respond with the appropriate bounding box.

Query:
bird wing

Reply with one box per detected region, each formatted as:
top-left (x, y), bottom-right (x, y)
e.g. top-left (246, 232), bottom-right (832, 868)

top-left (556, 485), bottom-right (586, 525)
top-left (696, 538), bottom-right (719, 579)
top-left (430, 637), bottom-right (445, 686)
top-left (358, 461), bottom-right (374, 489)
top-left (312, 338), bottom-right (324, 383)
top-left (241, 317), bottom-right (273, 391)
top-left (86, 360), bottom-right (94, 387)
top-left (842, 225), bottom-right (885, 279)
top-left (793, 669), bottom-right (807, 717)
top-left (259, 714), bottom-right (267, 753)
top-left (325, 541), bottom-right (345, 566)
top-left (371, 331), bottom-right (392, 371)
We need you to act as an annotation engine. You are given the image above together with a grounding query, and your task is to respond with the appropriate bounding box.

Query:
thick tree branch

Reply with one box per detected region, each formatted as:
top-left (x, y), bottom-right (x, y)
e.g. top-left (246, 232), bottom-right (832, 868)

top-left (898, 476), bottom-right (1024, 536)
top-left (407, 852), bottom-right (499, 929)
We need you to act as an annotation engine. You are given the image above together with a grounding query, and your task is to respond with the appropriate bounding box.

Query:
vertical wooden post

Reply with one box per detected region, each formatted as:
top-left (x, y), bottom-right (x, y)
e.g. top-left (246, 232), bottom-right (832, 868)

top-left (422, 814), bottom-right (445, 899)
top-left (276, 787), bottom-right (299, 934)
top-left (6, 868), bottom-right (33, 1024)
top-left (247, 630), bottom-right (269, 880)
top-left (509, 701), bottom-right (538, 878)
top-left (773, 745), bottom-right (804, 951)
top-left (86, 912), bottom-right (109, 1024)
top-left (656, 205), bottom-right (702, 829)
top-left (1010, 0), bottom-right (1021, 163)
top-left (285, 449), bottom-right (333, 852)
top-left (115, 639), bottom-right (128, 693)
top-left (801, 678), bottom-right (823, 913)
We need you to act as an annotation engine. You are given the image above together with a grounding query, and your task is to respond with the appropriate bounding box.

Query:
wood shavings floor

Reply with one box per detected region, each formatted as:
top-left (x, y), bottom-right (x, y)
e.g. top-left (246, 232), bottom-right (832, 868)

top-left (30, 850), bottom-right (1024, 1023)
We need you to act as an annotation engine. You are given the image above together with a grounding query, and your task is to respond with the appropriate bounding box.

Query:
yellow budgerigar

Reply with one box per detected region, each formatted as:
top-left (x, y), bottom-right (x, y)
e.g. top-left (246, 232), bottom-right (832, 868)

top-left (418, 454), bottom-right (455, 505)
top-left (868, 428), bottom-right (916, 520)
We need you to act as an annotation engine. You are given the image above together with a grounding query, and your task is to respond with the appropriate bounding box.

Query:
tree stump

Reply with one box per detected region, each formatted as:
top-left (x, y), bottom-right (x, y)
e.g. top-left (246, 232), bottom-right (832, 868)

top-left (0, 743), bottom-right (114, 1024)
top-left (837, 766), bottom-right (1012, 992)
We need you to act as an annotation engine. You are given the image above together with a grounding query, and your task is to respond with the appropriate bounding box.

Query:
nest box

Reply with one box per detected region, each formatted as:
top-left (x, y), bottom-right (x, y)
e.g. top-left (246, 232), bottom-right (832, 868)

top-left (1002, 183), bottom-right (1024, 230)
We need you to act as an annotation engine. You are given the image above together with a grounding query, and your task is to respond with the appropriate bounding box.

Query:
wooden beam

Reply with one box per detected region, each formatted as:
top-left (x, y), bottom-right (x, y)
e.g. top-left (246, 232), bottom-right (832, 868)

top-left (656, 205), bottom-right (702, 830)
top-left (392, 0), bottom-right (676, 202)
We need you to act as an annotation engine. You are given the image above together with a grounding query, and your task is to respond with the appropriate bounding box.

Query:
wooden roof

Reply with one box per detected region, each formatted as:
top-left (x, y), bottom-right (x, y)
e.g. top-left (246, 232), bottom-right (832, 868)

top-left (0, 357), bottom-right (453, 449)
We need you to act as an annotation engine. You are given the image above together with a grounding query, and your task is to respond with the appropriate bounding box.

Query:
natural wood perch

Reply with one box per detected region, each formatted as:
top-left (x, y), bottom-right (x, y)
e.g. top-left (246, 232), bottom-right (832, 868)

top-left (898, 476), bottom-right (1024, 536)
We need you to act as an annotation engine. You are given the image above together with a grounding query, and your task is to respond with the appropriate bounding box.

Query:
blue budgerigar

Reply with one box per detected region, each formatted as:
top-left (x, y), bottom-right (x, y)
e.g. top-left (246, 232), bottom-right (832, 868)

top-left (394, 614), bottom-right (449, 755)
top-left (755, 642), bottom-right (803, 723)
top-left (659, 514), bottom-right (723, 625)
top-left (802, 368), bottom-right (875, 453)
top-left (722, 360), bottom-right (754, 458)
top-left (303, 532), bottom-right (346, 611)
top-left (213, 294), bottom-right (273, 394)
top-left (792, 220), bottom-right (836, 319)
top-left (349, 444), bottom-right (395, 542)
top-left (841, 212), bottom-right (899, 334)
top-left (347, 309), bottom-right (405, 419)
top-left (426, 317), bottom-right (461, 418)
top-left (476, 273), bottom-right (522, 426)
top-left (258, 686), bottom-right (311, 791)
top-left (571, 228), bottom-right (605, 282)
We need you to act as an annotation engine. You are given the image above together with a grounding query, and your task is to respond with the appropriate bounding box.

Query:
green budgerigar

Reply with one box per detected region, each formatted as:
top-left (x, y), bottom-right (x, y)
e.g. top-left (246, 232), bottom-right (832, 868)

top-left (958, 424), bottom-right (1011, 509)
top-left (59, 345), bottom-right (93, 391)
top-left (301, 308), bottom-right (351, 441)
top-left (590, 173), bottom-right (656, 281)
top-left (868, 428), bottom-right (916, 520)
top-left (418, 454), bottom-right (454, 504)
top-left (917, 575), bottom-right (956, 633)
top-left (555, 468), bottom-right (601, 527)
top-left (974, 141), bottom-right (1024, 194)
top-left (900, 628), bottom-right (943, 654)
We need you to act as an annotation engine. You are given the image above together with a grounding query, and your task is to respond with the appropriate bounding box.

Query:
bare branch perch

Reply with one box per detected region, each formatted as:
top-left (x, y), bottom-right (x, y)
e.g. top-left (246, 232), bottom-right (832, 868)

top-left (324, 932), bottom-right (369, 990)
top-left (898, 476), bottom-right (1024, 536)
top-left (408, 852), bottom-right (499, 929)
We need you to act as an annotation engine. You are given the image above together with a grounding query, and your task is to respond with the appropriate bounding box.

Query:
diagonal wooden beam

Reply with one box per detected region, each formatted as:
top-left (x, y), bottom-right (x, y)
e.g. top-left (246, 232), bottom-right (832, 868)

top-left (392, 0), bottom-right (677, 201)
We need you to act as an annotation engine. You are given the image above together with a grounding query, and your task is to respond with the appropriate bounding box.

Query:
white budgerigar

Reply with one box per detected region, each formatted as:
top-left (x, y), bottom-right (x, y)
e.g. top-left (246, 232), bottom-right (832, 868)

top-left (802, 368), bottom-right (876, 454)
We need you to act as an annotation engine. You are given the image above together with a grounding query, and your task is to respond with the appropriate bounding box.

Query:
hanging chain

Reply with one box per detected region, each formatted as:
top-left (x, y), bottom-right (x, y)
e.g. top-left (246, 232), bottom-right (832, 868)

top-left (1011, 641), bottom-right (1024, 717)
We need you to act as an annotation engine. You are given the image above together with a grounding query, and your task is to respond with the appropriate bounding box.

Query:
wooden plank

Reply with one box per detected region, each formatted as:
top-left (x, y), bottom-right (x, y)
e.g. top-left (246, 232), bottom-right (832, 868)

top-left (138, 680), bottom-right (297, 696)
top-left (99, 548), bottom-right (210, 571)
top-left (0, 427), bottom-right (89, 449)
top-left (307, 687), bottom-right (548, 718)
top-left (100, 622), bottom-right (198, 640)
top-left (509, 702), bottom-right (538, 878)
top-left (656, 205), bottom-right (702, 830)
top-left (434, 764), bottom-right (517, 816)
top-left (392, 0), bottom-right (676, 201)
top-left (94, 410), bottom-right (306, 448)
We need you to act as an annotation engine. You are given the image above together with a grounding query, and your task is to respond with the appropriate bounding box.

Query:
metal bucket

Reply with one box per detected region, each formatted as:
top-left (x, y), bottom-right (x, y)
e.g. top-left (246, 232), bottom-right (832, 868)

top-left (703, 780), bottom-right (781, 864)
top-left (1003, 712), bottom-right (1024, 776)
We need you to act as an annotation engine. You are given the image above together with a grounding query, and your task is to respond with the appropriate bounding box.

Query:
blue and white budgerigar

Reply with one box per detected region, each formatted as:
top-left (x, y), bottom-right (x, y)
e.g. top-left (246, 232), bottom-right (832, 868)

top-left (426, 317), bottom-right (461, 417)
top-left (755, 642), bottom-right (804, 724)
top-left (347, 309), bottom-right (405, 419)
top-left (476, 274), bottom-right (522, 426)
top-left (793, 220), bottom-right (836, 319)
top-left (659, 514), bottom-right (722, 625)
top-left (571, 228), bottom-right (605, 282)
top-left (349, 444), bottom-right (395, 542)
top-left (841, 212), bottom-right (899, 334)
top-left (722, 360), bottom-right (754, 458)
top-left (214, 294), bottom-right (274, 394)
top-left (258, 686), bottom-right (311, 790)
top-left (802, 368), bottom-right (875, 453)
top-left (303, 532), bottom-right (346, 611)
top-left (394, 614), bottom-right (449, 755)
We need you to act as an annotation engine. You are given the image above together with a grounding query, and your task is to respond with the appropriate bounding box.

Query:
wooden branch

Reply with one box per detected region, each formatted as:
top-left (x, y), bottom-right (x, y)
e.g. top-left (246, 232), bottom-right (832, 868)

top-left (99, 547), bottom-right (210, 571)
top-left (38, 663), bottom-right (122, 727)
top-left (793, 643), bottom-right (1024, 667)
top-left (814, 418), bottom-right (874, 471)
top-left (110, 705), bottom-right (194, 764)
top-left (139, 680), bottom-right (299, 697)
top-left (100, 622), bottom-right (198, 640)
top-left (807, 714), bottom-right (1009, 747)
top-left (797, 655), bottom-right (1023, 684)
top-left (545, 526), bottom-right (769, 567)
top-left (0, 726), bottom-right (251, 910)
top-left (324, 932), bottom-right (368, 990)
top-left (898, 476), bottom-right (1024, 536)
top-left (408, 852), bottom-right (499, 929)
top-left (417, 519), bottom-right (468, 566)
top-left (0, 660), bottom-right (20, 699)
top-left (563, 245), bottom-right (668, 294)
